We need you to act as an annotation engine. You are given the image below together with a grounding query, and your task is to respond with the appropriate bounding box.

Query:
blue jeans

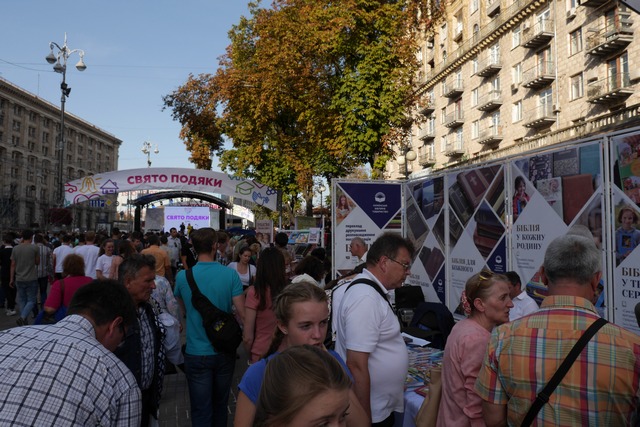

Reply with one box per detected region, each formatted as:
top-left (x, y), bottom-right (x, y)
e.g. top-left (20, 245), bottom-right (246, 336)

top-left (184, 352), bottom-right (235, 427)
top-left (16, 280), bottom-right (38, 320)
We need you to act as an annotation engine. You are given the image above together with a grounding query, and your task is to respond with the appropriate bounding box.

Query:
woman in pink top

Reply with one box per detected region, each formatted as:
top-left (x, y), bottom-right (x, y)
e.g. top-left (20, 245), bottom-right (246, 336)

top-left (243, 247), bottom-right (287, 363)
top-left (43, 254), bottom-right (92, 313)
top-left (437, 270), bottom-right (513, 427)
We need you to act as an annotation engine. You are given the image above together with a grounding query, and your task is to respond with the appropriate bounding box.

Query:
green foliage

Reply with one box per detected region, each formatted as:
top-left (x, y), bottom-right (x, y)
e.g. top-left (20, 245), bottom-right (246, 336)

top-left (164, 0), bottom-right (444, 203)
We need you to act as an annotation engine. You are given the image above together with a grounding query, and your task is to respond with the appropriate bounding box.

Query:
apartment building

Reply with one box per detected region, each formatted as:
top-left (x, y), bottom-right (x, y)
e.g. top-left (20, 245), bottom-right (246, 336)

top-left (0, 78), bottom-right (121, 231)
top-left (387, 0), bottom-right (639, 178)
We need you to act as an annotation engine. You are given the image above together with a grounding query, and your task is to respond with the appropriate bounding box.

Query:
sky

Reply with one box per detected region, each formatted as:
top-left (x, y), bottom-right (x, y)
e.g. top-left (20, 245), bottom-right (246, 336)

top-left (1, 0), bottom-right (252, 172)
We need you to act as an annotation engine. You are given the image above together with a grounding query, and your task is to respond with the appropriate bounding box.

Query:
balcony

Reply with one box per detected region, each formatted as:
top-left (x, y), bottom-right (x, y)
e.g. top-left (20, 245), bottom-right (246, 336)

top-left (443, 78), bottom-right (464, 98)
top-left (419, 95), bottom-right (435, 115)
top-left (487, 0), bottom-right (500, 17)
top-left (444, 110), bottom-right (465, 128)
top-left (418, 151), bottom-right (436, 167)
top-left (444, 140), bottom-right (465, 157)
top-left (586, 18), bottom-right (634, 56)
top-left (453, 25), bottom-right (464, 42)
top-left (477, 54), bottom-right (502, 77)
top-left (419, 124), bottom-right (436, 140)
top-left (523, 104), bottom-right (556, 128)
top-left (477, 126), bottom-right (504, 145)
top-left (477, 90), bottom-right (503, 111)
top-left (579, 0), bottom-right (611, 7)
top-left (523, 19), bottom-right (554, 49)
top-left (522, 61), bottom-right (555, 89)
top-left (587, 73), bottom-right (634, 105)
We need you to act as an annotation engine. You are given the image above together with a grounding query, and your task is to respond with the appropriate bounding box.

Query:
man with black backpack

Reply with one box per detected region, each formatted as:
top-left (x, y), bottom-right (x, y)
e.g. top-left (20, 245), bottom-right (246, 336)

top-left (333, 232), bottom-right (415, 427)
top-left (174, 228), bottom-right (245, 427)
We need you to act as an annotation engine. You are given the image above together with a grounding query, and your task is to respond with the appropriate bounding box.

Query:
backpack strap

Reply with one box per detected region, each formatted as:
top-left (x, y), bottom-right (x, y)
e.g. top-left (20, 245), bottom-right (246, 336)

top-left (521, 317), bottom-right (608, 426)
top-left (346, 278), bottom-right (393, 311)
top-left (186, 269), bottom-right (222, 312)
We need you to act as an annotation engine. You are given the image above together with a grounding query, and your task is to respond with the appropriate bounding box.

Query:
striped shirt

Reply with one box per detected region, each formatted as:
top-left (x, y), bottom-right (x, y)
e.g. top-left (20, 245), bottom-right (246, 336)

top-left (36, 243), bottom-right (53, 279)
top-left (476, 296), bottom-right (640, 426)
top-left (0, 315), bottom-right (141, 426)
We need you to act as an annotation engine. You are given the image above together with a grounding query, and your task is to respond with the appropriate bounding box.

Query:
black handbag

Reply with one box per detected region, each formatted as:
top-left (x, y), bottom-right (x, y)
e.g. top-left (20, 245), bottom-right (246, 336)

top-left (185, 269), bottom-right (242, 355)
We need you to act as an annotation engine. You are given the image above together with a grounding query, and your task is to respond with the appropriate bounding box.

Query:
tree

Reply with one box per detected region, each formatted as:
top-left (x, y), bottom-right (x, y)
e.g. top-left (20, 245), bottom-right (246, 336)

top-left (164, 0), bottom-right (444, 209)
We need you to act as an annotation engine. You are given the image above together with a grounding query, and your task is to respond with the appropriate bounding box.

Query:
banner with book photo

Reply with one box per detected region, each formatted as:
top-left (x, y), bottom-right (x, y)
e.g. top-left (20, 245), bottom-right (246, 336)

top-left (510, 142), bottom-right (605, 312)
top-left (405, 175), bottom-right (447, 304)
top-left (611, 131), bottom-right (640, 333)
top-left (332, 181), bottom-right (404, 278)
top-left (447, 164), bottom-right (507, 314)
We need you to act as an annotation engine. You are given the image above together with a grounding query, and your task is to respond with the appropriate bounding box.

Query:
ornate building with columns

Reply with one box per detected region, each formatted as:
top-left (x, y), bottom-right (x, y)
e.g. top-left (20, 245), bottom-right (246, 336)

top-left (387, 0), bottom-right (639, 179)
top-left (0, 77), bottom-right (121, 231)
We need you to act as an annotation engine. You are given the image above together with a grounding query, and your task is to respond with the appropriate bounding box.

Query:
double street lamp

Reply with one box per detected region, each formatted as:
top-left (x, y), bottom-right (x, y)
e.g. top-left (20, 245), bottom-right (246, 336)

top-left (45, 33), bottom-right (87, 208)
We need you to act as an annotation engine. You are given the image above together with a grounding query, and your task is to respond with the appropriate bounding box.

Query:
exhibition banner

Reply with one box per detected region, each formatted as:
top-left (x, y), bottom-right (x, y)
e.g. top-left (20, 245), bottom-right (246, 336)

top-left (510, 142), bottom-right (605, 312)
top-left (333, 181), bottom-right (403, 277)
top-left (64, 167), bottom-right (278, 210)
top-left (448, 164), bottom-right (507, 314)
top-left (611, 131), bottom-right (640, 333)
top-left (405, 176), bottom-right (447, 304)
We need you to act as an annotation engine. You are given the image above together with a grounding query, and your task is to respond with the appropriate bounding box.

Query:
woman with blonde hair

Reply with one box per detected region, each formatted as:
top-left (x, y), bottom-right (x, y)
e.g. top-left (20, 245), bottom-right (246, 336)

top-left (234, 281), bottom-right (367, 427)
top-left (437, 270), bottom-right (513, 427)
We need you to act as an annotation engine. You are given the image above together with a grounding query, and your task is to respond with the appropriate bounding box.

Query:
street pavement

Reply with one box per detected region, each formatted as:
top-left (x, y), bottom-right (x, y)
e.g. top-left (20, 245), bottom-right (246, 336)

top-left (0, 308), bottom-right (250, 427)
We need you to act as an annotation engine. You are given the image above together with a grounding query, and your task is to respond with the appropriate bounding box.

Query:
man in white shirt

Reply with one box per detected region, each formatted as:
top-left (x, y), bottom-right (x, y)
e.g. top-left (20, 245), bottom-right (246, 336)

top-left (53, 234), bottom-right (74, 280)
top-left (505, 271), bottom-right (539, 321)
top-left (349, 237), bottom-right (368, 264)
top-left (74, 231), bottom-right (100, 279)
top-left (334, 232), bottom-right (415, 426)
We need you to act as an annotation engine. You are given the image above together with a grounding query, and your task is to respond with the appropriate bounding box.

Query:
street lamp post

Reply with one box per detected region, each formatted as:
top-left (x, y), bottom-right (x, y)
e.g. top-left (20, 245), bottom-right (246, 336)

top-left (396, 143), bottom-right (416, 180)
top-left (46, 33), bottom-right (86, 208)
top-left (141, 141), bottom-right (159, 168)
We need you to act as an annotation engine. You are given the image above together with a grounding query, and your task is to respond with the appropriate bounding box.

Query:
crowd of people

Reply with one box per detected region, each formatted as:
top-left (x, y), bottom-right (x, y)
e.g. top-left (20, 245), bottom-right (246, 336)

top-left (0, 225), bottom-right (638, 426)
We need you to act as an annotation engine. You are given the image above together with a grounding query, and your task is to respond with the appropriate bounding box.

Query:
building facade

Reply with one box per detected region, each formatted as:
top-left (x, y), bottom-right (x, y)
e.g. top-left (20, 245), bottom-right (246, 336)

top-left (387, 0), bottom-right (639, 178)
top-left (0, 78), bottom-right (121, 231)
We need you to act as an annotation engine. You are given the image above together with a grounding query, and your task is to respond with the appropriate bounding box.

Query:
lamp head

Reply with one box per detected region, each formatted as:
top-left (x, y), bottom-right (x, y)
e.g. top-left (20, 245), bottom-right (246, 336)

top-left (405, 150), bottom-right (417, 162)
top-left (53, 61), bottom-right (65, 73)
top-left (75, 58), bottom-right (87, 72)
top-left (45, 51), bottom-right (57, 64)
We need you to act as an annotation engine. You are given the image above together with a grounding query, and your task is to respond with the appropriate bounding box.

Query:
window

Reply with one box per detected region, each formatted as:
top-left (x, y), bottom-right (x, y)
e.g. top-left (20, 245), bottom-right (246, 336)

top-left (512, 63), bottom-right (522, 84)
top-left (512, 25), bottom-right (521, 48)
top-left (441, 135), bottom-right (447, 152)
top-left (491, 111), bottom-right (501, 130)
top-left (608, 52), bottom-right (630, 89)
top-left (491, 76), bottom-right (501, 91)
top-left (455, 127), bottom-right (464, 149)
top-left (441, 107), bottom-right (447, 124)
top-left (13, 105), bottom-right (22, 116)
top-left (569, 28), bottom-right (582, 56)
top-left (11, 136), bottom-right (20, 147)
top-left (441, 23), bottom-right (448, 41)
top-left (512, 101), bottom-right (522, 122)
top-left (472, 57), bottom-right (479, 74)
top-left (570, 74), bottom-right (583, 100)
top-left (472, 88), bottom-right (479, 106)
top-left (472, 120), bottom-right (480, 139)
top-left (28, 126), bottom-right (36, 137)
top-left (29, 112), bottom-right (37, 122)
top-left (471, 0), bottom-right (479, 13)
top-left (12, 121), bottom-right (20, 132)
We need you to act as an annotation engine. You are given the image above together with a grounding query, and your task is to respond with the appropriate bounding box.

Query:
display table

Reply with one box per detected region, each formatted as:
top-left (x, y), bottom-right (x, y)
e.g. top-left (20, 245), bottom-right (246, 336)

top-left (398, 345), bottom-right (443, 427)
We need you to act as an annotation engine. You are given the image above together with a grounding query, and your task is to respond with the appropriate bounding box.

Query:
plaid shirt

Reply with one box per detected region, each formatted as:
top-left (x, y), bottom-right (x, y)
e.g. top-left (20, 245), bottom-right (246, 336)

top-left (476, 296), bottom-right (640, 426)
top-left (0, 315), bottom-right (141, 426)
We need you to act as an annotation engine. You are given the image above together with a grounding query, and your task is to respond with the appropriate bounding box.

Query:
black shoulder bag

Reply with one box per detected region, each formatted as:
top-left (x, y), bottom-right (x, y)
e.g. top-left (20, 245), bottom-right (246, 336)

top-left (185, 269), bottom-right (242, 355)
top-left (521, 317), bottom-right (608, 427)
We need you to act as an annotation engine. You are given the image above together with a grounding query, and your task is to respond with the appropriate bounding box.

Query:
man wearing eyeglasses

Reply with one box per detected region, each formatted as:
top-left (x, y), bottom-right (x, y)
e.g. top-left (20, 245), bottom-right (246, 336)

top-left (0, 279), bottom-right (141, 426)
top-left (334, 232), bottom-right (415, 427)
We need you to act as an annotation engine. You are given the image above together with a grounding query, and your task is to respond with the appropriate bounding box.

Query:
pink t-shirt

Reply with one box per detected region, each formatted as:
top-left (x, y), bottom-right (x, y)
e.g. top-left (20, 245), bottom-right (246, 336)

top-left (44, 275), bottom-right (93, 310)
top-left (245, 286), bottom-right (277, 363)
top-left (437, 318), bottom-right (491, 427)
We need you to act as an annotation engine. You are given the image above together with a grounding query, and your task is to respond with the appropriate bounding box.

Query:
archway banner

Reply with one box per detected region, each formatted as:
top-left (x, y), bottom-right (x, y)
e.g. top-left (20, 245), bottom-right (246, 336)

top-left (64, 167), bottom-right (278, 211)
